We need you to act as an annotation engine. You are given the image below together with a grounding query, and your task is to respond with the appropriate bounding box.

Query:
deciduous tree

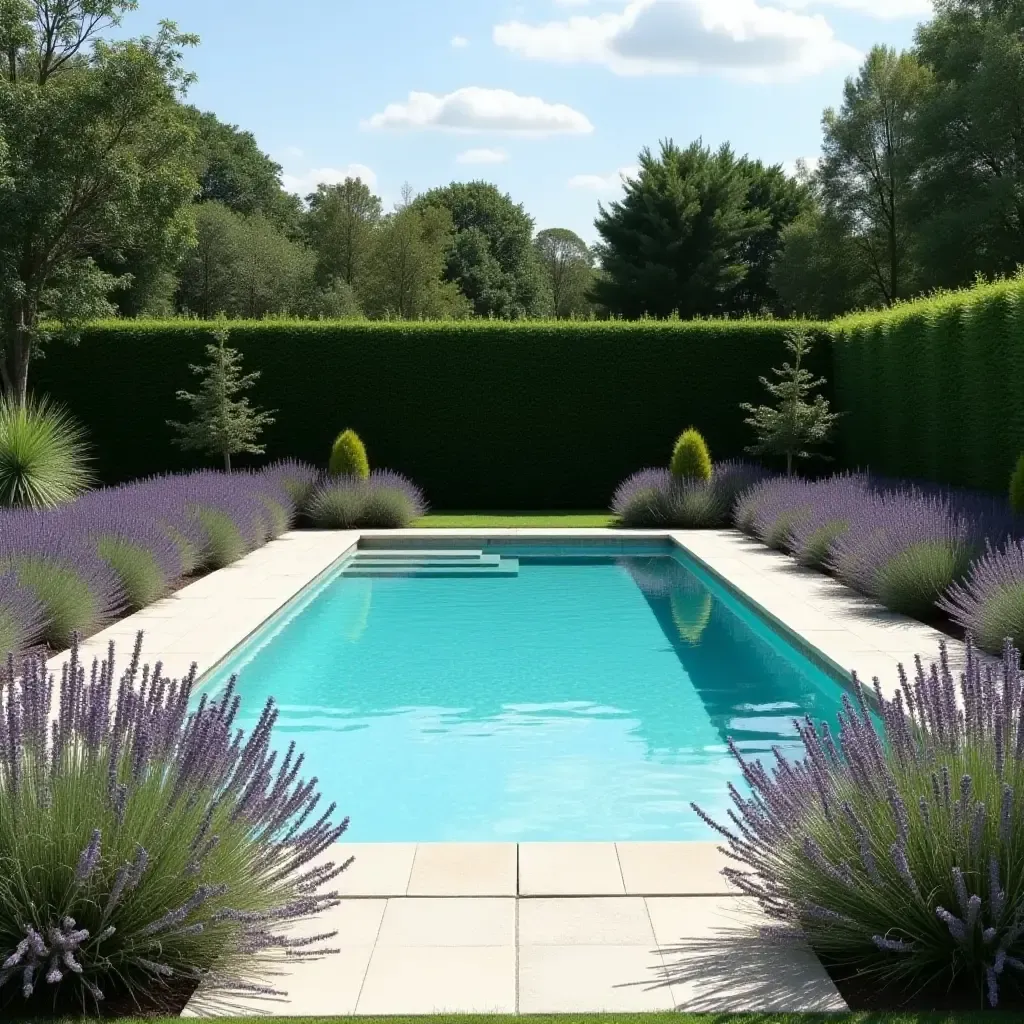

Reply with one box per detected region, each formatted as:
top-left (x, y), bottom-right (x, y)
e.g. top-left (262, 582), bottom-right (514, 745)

top-left (533, 228), bottom-right (594, 319)
top-left (0, 1), bottom-right (199, 402)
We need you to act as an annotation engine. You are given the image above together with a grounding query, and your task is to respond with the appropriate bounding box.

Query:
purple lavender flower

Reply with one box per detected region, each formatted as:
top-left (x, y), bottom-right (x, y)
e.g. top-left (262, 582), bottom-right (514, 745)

top-left (692, 635), bottom-right (1024, 1008)
top-left (0, 633), bottom-right (349, 1013)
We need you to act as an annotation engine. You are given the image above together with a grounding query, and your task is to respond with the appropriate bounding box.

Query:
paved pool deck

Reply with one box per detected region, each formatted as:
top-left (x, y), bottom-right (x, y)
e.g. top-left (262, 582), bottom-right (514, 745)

top-left (45, 527), bottom-right (962, 1016)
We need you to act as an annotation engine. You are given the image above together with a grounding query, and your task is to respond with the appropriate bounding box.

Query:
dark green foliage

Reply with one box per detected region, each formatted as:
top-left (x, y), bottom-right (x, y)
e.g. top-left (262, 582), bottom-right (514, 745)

top-left (669, 428), bottom-right (712, 481)
top-left (328, 429), bottom-right (369, 479)
top-left (413, 181), bottom-right (544, 318)
top-left (33, 319), bottom-right (831, 509)
top-left (1010, 454), bottom-right (1024, 514)
top-left (833, 275), bottom-right (1024, 491)
top-left (592, 140), bottom-right (769, 319)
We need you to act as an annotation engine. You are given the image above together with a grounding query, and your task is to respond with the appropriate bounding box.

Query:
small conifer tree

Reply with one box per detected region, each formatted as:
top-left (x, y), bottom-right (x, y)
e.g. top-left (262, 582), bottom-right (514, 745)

top-left (168, 321), bottom-right (276, 471)
top-left (740, 329), bottom-right (840, 476)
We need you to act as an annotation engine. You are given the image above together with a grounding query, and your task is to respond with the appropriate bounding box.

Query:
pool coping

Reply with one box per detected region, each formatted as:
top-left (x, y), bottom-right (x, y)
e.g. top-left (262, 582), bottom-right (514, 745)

top-left (43, 526), bottom-right (963, 1016)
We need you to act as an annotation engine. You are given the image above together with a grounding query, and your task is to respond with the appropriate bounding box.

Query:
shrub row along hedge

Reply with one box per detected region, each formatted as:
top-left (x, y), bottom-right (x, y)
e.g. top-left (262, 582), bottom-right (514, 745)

top-left (831, 275), bottom-right (1024, 493)
top-left (31, 320), bottom-right (830, 510)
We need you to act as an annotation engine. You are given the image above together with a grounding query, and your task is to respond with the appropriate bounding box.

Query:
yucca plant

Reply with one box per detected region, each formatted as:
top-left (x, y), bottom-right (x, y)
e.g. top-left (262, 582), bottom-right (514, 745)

top-left (0, 633), bottom-right (349, 1016)
top-left (0, 394), bottom-right (93, 508)
top-left (693, 639), bottom-right (1024, 1009)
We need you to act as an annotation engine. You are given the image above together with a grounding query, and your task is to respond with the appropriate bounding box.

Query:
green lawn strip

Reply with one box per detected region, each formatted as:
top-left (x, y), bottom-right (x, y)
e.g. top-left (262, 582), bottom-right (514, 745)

top-left (414, 512), bottom-right (616, 528)
top-left (127, 1014), bottom-right (1002, 1024)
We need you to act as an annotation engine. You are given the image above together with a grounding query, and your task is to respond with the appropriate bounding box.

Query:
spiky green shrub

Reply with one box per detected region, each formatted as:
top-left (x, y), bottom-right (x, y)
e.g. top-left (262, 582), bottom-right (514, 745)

top-left (1010, 454), bottom-right (1024, 515)
top-left (328, 429), bottom-right (369, 479)
top-left (670, 428), bottom-right (712, 482)
top-left (0, 394), bottom-right (93, 508)
top-left (695, 639), bottom-right (1024, 1009)
top-left (0, 635), bottom-right (349, 1015)
top-left (96, 538), bottom-right (167, 612)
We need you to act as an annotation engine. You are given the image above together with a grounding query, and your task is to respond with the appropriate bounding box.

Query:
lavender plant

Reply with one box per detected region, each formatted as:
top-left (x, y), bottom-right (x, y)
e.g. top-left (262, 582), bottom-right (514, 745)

top-left (733, 475), bottom-right (816, 551)
top-left (692, 639), bottom-right (1024, 1008)
top-left (943, 540), bottom-right (1024, 655)
top-left (0, 633), bottom-right (349, 1015)
top-left (306, 470), bottom-right (427, 529)
top-left (830, 489), bottom-right (981, 620)
top-left (0, 573), bottom-right (43, 659)
top-left (0, 467), bottom-right (314, 652)
top-left (788, 474), bottom-right (871, 569)
top-left (611, 462), bottom-right (764, 529)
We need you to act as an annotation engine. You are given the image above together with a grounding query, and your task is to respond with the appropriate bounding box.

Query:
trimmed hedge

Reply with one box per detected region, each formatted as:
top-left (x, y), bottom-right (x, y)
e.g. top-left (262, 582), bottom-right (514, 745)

top-left (31, 319), bottom-right (829, 510)
top-left (832, 275), bottom-right (1024, 493)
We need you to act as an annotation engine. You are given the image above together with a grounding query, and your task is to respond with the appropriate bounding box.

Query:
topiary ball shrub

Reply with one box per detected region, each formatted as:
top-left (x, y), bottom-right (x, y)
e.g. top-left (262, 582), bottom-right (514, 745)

top-left (0, 633), bottom-right (350, 1016)
top-left (942, 539), bottom-right (1024, 655)
top-left (1011, 455), bottom-right (1024, 516)
top-left (0, 394), bottom-right (94, 509)
top-left (328, 429), bottom-right (370, 480)
top-left (670, 428), bottom-right (712, 482)
top-left (307, 470), bottom-right (427, 529)
top-left (693, 638), bottom-right (1024, 1010)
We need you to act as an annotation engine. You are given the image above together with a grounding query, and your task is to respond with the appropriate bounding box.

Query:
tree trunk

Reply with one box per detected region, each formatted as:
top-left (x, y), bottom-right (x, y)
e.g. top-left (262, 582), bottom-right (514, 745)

top-left (223, 451), bottom-right (232, 472)
top-left (1, 309), bottom-right (33, 406)
top-left (786, 452), bottom-right (793, 476)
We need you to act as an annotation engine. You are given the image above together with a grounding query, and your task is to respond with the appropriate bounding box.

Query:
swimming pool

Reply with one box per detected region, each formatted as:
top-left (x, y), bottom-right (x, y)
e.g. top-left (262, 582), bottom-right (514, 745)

top-left (202, 539), bottom-right (852, 842)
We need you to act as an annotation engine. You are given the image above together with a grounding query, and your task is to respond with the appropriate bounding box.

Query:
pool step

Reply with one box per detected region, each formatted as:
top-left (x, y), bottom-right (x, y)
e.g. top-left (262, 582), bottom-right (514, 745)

top-left (353, 554), bottom-right (503, 569)
top-left (344, 559), bottom-right (519, 579)
top-left (344, 548), bottom-right (518, 578)
top-left (355, 549), bottom-right (486, 561)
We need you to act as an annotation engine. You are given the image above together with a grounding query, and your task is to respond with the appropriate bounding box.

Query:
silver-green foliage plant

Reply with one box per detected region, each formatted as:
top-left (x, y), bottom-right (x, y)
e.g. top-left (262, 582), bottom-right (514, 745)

top-left (740, 330), bottom-right (840, 475)
top-left (693, 639), bottom-right (1024, 1008)
top-left (168, 322), bottom-right (276, 471)
top-left (0, 633), bottom-right (350, 1014)
top-left (0, 393), bottom-right (93, 508)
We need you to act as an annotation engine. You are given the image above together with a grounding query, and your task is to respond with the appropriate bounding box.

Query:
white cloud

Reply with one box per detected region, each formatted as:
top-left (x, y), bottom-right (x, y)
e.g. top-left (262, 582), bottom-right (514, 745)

top-left (456, 148), bottom-right (509, 164)
top-left (281, 163), bottom-right (378, 196)
top-left (775, 0), bottom-right (931, 18)
top-left (451, 34), bottom-right (470, 47)
top-left (493, 0), bottom-right (861, 82)
top-left (568, 165), bottom-right (640, 191)
top-left (365, 87), bottom-right (593, 136)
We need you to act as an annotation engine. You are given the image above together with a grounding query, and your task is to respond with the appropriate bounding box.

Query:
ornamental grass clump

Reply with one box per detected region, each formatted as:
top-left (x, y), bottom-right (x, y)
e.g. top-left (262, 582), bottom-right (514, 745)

top-left (611, 462), bottom-right (764, 528)
top-left (0, 634), bottom-right (350, 1016)
top-left (306, 470), bottom-right (427, 529)
top-left (693, 639), bottom-right (1024, 1008)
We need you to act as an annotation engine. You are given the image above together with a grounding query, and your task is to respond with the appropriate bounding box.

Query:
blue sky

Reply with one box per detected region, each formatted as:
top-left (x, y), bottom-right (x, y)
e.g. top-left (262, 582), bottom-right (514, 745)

top-left (124, 0), bottom-right (931, 244)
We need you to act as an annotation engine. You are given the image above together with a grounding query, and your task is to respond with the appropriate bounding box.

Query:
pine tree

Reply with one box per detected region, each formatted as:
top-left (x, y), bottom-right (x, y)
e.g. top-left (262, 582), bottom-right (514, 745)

top-left (168, 322), bottom-right (276, 471)
top-left (740, 330), bottom-right (840, 475)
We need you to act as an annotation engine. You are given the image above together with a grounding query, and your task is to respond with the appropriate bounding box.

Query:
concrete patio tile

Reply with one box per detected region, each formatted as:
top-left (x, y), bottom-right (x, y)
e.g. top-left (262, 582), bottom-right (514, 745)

top-left (356, 945), bottom-right (516, 1014)
top-left (518, 944), bottom-right (674, 1012)
top-left (375, 897), bottom-right (515, 946)
top-left (287, 897), bottom-right (386, 944)
top-left (518, 897), bottom-right (654, 945)
top-left (648, 897), bottom-right (846, 1012)
top-left (333, 843), bottom-right (417, 897)
top-left (519, 842), bottom-right (625, 896)
top-left (189, 944), bottom-right (375, 1017)
top-left (407, 842), bottom-right (517, 896)
top-left (616, 841), bottom-right (736, 895)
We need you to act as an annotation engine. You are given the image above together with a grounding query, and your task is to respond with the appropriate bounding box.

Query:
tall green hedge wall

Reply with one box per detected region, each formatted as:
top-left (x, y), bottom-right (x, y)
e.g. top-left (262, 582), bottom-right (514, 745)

top-left (831, 276), bottom-right (1024, 493)
top-left (31, 320), bottom-right (829, 510)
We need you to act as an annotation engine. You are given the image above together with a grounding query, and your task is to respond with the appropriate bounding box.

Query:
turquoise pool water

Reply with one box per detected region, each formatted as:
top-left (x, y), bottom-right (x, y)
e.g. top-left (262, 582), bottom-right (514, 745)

top-left (203, 541), bottom-right (852, 842)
